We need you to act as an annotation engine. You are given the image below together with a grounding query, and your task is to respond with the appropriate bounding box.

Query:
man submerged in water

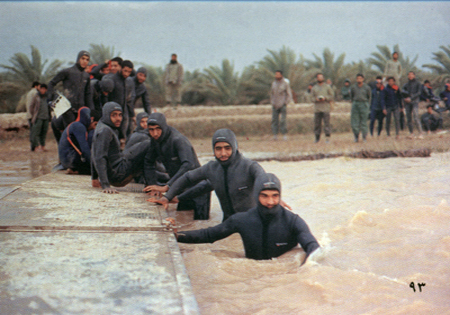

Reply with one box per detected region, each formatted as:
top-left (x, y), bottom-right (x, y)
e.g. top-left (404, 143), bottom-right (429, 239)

top-left (173, 173), bottom-right (320, 265)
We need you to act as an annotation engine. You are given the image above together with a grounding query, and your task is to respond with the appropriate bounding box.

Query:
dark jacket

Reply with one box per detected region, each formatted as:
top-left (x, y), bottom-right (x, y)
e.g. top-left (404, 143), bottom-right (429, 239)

top-left (30, 92), bottom-right (51, 124)
top-left (90, 78), bottom-right (113, 112)
top-left (144, 113), bottom-right (200, 186)
top-left (133, 76), bottom-right (152, 114)
top-left (420, 85), bottom-right (438, 102)
top-left (48, 50), bottom-right (94, 110)
top-left (384, 84), bottom-right (402, 109)
top-left (402, 79), bottom-right (422, 103)
top-left (106, 72), bottom-right (136, 117)
top-left (178, 173), bottom-right (320, 263)
top-left (370, 86), bottom-right (385, 111)
top-left (90, 62), bottom-right (108, 80)
top-left (59, 107), bottom-right (92, 169)
top-left (125, 112), bottom-right (150, 149)
top-left (439, 89), bottom-right (450, 108)
top-left (91, 102), bottom-right (123, 189)
top-left (164, 128), bottom-right (266, 221)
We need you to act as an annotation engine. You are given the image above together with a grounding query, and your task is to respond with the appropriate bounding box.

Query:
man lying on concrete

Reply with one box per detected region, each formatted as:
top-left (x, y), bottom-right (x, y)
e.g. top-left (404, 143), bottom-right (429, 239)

top-left (58, 107), bottom-right (100, 175)
top-left (91, 102), bottom-right (150, 194)
top-left (174, 173), bottom-right (320, 265)
top-left (143, 113), bottom-right (210, 219)
top-left (147, 128), bottom-right (272, 222)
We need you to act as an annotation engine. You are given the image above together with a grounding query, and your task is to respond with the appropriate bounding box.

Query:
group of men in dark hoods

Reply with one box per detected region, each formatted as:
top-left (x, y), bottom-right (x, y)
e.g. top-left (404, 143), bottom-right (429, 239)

top-left (88, 100), bottom-right (319, 264)
top-left (40, 50), bottom-right (319, 265)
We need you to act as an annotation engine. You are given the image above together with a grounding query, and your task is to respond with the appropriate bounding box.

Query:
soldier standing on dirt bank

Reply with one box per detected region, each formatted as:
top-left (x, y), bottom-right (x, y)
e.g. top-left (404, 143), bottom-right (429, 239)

top-left (164, 54), bottom-right (184, 108)
top-left (350, 73), bottom-right (371, 142)
top-left (270, 70), bottom-right (292, 141)
top-left (310, 73), bottom-right (334, 143)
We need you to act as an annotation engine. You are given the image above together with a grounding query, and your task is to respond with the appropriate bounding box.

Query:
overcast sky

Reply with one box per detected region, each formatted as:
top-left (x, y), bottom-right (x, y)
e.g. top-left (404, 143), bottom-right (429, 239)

top-left (1, 1), bottom-right (449, 73)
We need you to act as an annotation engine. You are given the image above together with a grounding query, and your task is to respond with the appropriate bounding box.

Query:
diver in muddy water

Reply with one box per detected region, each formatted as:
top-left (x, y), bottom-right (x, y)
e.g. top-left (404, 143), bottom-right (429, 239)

top-left (47, 50), bottom-right (94, 128)
top-left (58, 107), bottom-right (100, 175)
top-left (91, 102), bottom-right (150, 194)
top-left (143, 113), bottom-right (211, 220)
top-left (147, 128), bottom-right (290, 222)
top-left (174, 173), bottom-right (320, 265)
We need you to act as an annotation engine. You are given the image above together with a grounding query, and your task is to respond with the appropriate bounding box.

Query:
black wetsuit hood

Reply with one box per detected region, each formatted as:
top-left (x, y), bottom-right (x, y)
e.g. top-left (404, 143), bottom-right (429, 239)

top-left (75, 106), bottom-right (91, 129)
top-left (134, 112), bottom-right (149, 133)
top-left (76, 50), bottom-right (90, 70)
top-left (147, 112), bottom-right (170, 143)
top-left (212, 128), bottom-right (238, 166)
top-left (100, 102), bottom-right (122, 130)
top-left (255, 173), bottom-right (282, 218)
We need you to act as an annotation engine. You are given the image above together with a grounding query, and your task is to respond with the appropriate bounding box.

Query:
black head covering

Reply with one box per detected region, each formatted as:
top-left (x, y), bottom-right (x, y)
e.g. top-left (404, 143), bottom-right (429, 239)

top-left (147, 112), bottom-right (170, 142)
top-left (137, 67), bottom-right (148, 76)
top-left (101, 102), bottom-right (122, 129)
top-left (76, 50), bottom-right (90, 67)
top-left (254, 173), bottom-right (282, 218)
top-left (135, 112), bottom-right (149, 133)
top-left (212, 128), bottom-right (238, 166)
top-left (99, 78), bottom-right (114, 93)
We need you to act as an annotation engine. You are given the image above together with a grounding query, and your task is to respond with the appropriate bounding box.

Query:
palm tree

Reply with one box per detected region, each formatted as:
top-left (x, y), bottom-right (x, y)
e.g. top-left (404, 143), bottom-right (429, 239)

top-left (303, 48), bottom-right (347, 86)
top-left (0, 45), bottom-right (63, 87)
top-left (0, 45), bottom-right (63, 112)
top-left (88, 44), bottom-right (120, 65)
top-left (248, 46), bottom-right (307, 103)
top-left (423, 45), bottom-right (450, 85)
top-left (202, 59), bottom-right (243, 105)
top-left (367, 44), bottom-right (418, 86)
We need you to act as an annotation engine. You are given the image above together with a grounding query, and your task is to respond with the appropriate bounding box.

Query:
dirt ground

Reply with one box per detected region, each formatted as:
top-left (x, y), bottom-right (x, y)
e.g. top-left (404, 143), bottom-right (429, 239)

top-left (1, 127), bottom-right (450, 187)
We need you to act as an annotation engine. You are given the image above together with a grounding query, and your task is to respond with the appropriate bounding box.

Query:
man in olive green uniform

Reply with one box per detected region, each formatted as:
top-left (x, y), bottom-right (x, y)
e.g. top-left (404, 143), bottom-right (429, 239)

top-left (350, 74), bottom-right (372, 142)
top-left (310, 73), bottom-right (334, 143)
top-left (384, 51), bottom-right (402, 85)
top-left (164, 54), bottom-right (184, 108)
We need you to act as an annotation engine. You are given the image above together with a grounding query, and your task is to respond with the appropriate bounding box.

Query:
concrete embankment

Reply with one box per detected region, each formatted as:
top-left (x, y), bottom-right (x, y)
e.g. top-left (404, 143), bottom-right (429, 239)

top-left (0, 172), bottom-right (199, 315)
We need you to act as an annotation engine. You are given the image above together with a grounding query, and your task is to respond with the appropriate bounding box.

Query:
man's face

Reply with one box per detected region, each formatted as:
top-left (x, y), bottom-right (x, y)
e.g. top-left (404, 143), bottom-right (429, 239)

top-left (259, 190), bottom-right (280, 209)
top-left (376, 80), bottom-right (383, 88)
top-left (274, 71), bottom-right (283, 80)
top-left (137, 72), bottom-right (147, 84)
top-left (110, 110), bottom-right (123, 128)
top-left (326, 79), bottom-right (332, 85)
top-left (101, 67), bottom-right (110, 75)
top-left (446, 85), bottom-right (450, 91)
top-left (79, 55), bottom-right (90, 69)
top-left (148, 125), bottom-right (163, 140)
top-left (344, 82), bottom-right (350, 87)
top-left (38, 86), bottom-right (47, 95)
top-left (427, 106), bottom-right (433, 114)
top-left (393, 53), bottom-right (398, 61)
top-left (121, 66), bottom-right (133, 79)
top-left (171, 55), bottom-right (177, 62)
top-left (356, 76), bottom-right (364, 85)
top-left (408, 72), bottom-right (415, 80)
top-left (111, 61), bottom-right (121, 74)
top-left (388, 79), bottom-right (395, 87)
top-left (214, 141), bottom-right (233, 162)
top-left (140, 117), bottom-right (148, 129)
top-left (317, 74), bottom-right (324, 83)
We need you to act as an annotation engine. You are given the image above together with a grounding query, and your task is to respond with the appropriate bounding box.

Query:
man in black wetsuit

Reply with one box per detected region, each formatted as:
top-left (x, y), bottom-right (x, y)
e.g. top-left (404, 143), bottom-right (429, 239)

top-left (176, 173), bottom-right (320, 265)
top-left (47, 50), bottom-right (94, 127)
top-left (91, 102), bottom-right (150, 194)
top-left (143, 113), bottom-right (210, 219)
top-left (146, 128), bottom-right (266, 222)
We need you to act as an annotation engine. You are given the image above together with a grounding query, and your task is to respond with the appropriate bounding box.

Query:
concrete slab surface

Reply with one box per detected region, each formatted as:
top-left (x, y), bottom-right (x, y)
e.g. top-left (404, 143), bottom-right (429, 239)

top-left (0, 173), bottom-right (199, 314)
top-left (0, 173), bottom-right (166, 231)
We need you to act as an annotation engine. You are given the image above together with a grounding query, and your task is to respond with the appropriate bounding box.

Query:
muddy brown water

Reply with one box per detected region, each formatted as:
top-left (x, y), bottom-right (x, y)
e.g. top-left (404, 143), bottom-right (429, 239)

top-left (1, 136), bottom-right (449, 314)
